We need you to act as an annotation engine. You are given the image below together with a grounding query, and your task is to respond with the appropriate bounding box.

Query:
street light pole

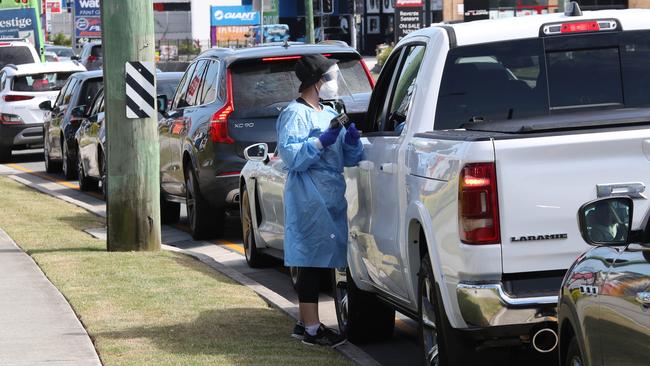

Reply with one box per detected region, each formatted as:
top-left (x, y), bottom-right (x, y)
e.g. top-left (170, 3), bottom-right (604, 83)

top-left (101, 0), bottom-right (161, 252)
top-left (305, 0), bottom-right (314, 43)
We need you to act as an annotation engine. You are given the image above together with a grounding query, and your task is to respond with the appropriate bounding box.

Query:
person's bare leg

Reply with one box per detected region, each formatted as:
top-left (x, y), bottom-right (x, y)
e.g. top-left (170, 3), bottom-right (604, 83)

top-left (300, 302), bottom-right (320, 327)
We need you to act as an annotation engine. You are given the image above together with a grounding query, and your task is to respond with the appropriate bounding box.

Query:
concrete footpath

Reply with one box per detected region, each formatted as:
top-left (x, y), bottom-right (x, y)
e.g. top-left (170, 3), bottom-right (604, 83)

top-left (0, 229), bottom-right (102, 366)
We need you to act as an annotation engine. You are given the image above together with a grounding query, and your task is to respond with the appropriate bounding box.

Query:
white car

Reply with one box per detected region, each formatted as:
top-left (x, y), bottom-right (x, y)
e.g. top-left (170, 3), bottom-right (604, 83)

top-left (0, 40), bottom-right (40, 69)
top-left (0, 62), bottom-right (86, 161)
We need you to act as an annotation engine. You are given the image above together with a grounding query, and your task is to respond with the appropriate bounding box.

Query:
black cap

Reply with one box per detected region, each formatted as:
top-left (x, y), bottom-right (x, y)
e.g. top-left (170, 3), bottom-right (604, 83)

top-left (294, 54), bottom-right (337, 92)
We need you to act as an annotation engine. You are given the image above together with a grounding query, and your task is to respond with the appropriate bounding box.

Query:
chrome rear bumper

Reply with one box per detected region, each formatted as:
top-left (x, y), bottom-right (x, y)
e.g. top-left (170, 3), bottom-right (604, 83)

top-left (457, 283), bottom-right (557, 327)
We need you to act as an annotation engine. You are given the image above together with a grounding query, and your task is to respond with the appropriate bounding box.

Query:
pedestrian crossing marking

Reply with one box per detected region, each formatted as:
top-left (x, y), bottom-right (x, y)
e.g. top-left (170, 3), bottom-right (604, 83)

top-left (125, 61), bottom-right (156, 119)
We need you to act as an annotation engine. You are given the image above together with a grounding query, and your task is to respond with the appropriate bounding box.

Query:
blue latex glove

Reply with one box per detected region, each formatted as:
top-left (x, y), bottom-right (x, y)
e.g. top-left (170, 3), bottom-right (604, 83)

top-left (318, 127), bottom-right (340, 148)
top-left (344, 123), bottom-right (361, 145)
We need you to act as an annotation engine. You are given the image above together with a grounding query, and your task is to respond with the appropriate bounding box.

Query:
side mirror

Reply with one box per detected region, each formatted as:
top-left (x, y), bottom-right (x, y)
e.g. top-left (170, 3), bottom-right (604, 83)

top-left (243, 143), bottom-right (269, 162)
top-left (71, 55), bottom-right (80, 61)
top-left (39, 100), bottom-right (53, 111)
top-left (71, 105), bottom-right (86, 118)
top-left (157, 94), bottom-right (169, 117)
top-left (578, 197), bottom-right (633, 246)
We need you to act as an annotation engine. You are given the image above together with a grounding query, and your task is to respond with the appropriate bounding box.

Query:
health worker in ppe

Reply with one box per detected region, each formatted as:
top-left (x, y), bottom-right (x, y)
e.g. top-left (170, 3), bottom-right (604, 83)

top-left (276, 54), bottom-right (363, 347)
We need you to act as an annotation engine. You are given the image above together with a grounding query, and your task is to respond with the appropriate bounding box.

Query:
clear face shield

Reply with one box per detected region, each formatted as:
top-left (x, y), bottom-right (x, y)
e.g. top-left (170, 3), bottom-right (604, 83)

top-left (318, 64), bottom-right (353, 115)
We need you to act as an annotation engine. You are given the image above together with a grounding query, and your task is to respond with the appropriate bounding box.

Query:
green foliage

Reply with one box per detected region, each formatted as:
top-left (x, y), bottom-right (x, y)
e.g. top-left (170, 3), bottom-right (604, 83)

top-left (377, 45), bottom-right (394, 67)
top-left (178, 40), bottom-right (201, 55)
top-left (51, 33), bottom-right (71, 47)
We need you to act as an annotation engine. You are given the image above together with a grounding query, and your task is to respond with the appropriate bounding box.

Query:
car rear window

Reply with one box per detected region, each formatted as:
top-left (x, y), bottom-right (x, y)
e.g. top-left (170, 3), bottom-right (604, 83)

top-left (230, 54), bottom-right (371, 118)
top-left (78, 78), bottom-right (103, 107)
top-left (0, 46), bottom-right (35, 68)
top-left (49, 47), bottom-right (74, 58)
top-left (91, 45), bottom-right (102, 57)
top-left (12, 72), bottom-right (75, 92)
top-left (435, 30), bottom-right (650, 130)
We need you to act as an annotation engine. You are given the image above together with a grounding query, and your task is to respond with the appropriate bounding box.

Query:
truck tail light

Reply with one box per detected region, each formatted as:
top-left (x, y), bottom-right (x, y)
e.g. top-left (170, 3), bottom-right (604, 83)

top-left (360, 59), bottom-right (375, 88)
top-left (209, 69), bottom-right (234, 144)
top-left (459, 163), bottom-right (500, 244)
top-left (3, 95), bottom-right (34, 102)
top-left (88, 55), bottom-right (97, 63)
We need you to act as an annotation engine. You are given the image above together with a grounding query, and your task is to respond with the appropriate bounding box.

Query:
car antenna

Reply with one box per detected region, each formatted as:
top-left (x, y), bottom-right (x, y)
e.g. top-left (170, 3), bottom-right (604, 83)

top-left (283, 39), bottom-right (290, 49)
top-left (564, 1), bottom-right (582, 16)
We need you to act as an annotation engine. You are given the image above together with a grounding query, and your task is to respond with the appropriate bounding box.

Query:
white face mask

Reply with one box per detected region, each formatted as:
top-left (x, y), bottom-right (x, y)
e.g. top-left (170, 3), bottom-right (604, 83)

top-left (318, 65), bottom-right (340, 100)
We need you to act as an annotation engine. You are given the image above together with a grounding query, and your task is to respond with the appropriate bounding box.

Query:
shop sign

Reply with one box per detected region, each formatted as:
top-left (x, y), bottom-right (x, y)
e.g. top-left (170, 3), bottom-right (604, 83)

top-left (74, 0), bottom-right (100, 39)
top-left (0, 8), bottom-right (41, 51)
top-left (463, 0), bottom-right (490, 21)
top-left (211, 6), bottom-right (260, 27)
top-left (395, 6), bottom-right (422, 42)
top-left (395, 0), bottom-right (423, 7)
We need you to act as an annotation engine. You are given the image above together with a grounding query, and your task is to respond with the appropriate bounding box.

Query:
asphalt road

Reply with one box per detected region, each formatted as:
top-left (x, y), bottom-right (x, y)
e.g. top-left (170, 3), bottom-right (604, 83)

top-left (3, 149), bottom-right (559, 366)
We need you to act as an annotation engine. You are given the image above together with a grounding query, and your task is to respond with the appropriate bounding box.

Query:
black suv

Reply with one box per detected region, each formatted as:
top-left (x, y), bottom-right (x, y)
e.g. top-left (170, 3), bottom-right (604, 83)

top-left (158, 43), bottom-right (373, 239)
top-left (42, 70), bottom-right (103, 178)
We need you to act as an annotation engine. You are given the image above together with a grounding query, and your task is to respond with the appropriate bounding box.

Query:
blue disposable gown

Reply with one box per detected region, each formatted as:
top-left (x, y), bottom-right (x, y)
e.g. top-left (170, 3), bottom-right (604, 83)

top-left (277, 100), bottom-right (363, 268)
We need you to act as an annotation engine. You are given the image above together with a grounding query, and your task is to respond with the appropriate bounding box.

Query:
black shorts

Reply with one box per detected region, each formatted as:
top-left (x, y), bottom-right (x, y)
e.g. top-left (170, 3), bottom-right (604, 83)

top-left (295, 267), bottom-right (329, 303)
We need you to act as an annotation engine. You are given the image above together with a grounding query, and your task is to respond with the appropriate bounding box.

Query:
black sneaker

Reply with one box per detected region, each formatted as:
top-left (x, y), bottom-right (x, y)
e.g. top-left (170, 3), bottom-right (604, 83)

top-left (302, 324), bottom-right (347, 348)
top-left (291, 322), bottom-right (305, 340)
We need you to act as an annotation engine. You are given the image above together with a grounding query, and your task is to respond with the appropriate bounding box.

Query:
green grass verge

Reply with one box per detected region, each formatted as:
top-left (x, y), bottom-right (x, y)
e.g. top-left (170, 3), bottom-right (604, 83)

top-left (0, 177), bottom-right (352, 366)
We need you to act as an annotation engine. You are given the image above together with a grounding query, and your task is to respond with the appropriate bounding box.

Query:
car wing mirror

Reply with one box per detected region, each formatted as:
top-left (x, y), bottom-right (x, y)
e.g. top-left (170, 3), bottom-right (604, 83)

top-left (39, 100), bottom-right (53, 111)
top-left (578, 197), bottom-right (635, 246)
top-left (157, 94), bottom-right (169, 118)
top-left (71, 55), bottom-right (80, 61)
top-left (244, 143), bottom-right (269, 163)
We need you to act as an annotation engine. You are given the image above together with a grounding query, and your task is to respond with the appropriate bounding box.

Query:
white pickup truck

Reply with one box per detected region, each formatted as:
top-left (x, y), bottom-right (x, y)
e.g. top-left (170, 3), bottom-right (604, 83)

top-left (240, 6), bottom-right (650, 365)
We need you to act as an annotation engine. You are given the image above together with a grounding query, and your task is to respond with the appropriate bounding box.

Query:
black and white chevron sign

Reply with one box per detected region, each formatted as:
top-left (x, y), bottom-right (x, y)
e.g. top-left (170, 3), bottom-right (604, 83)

top-left (125, 61), bottom-right (156, 119)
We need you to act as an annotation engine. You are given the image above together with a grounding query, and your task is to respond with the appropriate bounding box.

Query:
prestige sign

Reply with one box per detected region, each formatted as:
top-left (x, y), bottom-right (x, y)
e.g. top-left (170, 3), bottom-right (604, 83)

top-left (0, 8), bottom-right (41, 51)
top-left (211, 6), bottom-right (260, 27)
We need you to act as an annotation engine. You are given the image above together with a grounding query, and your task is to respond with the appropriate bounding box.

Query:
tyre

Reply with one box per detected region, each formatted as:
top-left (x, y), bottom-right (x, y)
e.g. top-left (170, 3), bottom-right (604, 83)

top-left (99, 150), bottom-right (107, 200)
top-left (185, 166), bottom-right (217, 239)
top-left (160, 195), bottom-right (180, 224)
top-left (0, 145), bottom-right (11, 163)
top-left (418, 255), bottom-right (476, 366)
top-left (77, 151), bottom-right (98, 191)
top-left (241, 187), bottom-right (266, 267)
top-left (333, 268), bottom-right (395, 343)
top-left (62, 139), bottom-right (77, 180)
top-left (44, 135), bottom-right (61, 173)
top-left (564, 336), bottom-right (584, 366)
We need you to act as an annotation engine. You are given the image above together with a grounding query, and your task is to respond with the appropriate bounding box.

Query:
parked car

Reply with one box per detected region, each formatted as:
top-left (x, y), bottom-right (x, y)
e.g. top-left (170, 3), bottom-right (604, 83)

top-left (76, 72), bottom-right (183, 196)
top-left (241, 5), bottom-right (650, 364)
top-left (0, 40), bottom-right (40, 69)
top-left (75, 42), bottom-right (102, 71)
top-left (45, 45), bottom-right (75, 62)
top-left (156, 43), bottom-right (373, 239)
top-left (42, 70), bottom-right (102, 178)
top-left (559, 196), bottom-right (650, 366)
top-left (0, 62), bottom-right (85, 161)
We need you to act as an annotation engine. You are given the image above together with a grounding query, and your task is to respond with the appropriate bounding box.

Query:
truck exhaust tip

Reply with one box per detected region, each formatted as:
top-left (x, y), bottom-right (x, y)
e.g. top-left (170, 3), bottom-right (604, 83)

top-left (532, 328), bottom-right (558, 353)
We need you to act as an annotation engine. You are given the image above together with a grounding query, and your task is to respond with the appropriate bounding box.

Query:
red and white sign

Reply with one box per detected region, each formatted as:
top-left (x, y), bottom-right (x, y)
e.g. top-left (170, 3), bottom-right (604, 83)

top-left (395, 0), bottom-right (424, 8)
top-left (47, 0), bottom-right (62, 13)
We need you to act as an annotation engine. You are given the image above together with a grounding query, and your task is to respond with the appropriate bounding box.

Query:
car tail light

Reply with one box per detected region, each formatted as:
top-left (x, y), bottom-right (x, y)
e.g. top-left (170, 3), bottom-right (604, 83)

top-left (209, 70), bottom-right (235, 144)
top-left (459, 163), bottom-right (500, 244)
top-left (88, 55), bottom-right (97, 63)
top-left (360, 59), bottom-right (376, 88)
top-left (262, 55), bottom-right (302, 62)
top-left (0, 42), bottom-right (10, 46)
top-left (0, 113), bottom-right (24, 125)
top-left (3, 95), bottom-right (34, 102)
top-left (217, 171), bottom-right (240, 177)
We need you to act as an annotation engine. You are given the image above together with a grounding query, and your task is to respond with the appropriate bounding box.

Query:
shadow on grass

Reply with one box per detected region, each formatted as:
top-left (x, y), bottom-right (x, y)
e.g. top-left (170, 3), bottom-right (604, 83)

top-left (97, 308), bottom-right (307, 364)
top-left (26, 246), bottom-right (105, 255)
top-left (169, 254), bottom-right (239, 285)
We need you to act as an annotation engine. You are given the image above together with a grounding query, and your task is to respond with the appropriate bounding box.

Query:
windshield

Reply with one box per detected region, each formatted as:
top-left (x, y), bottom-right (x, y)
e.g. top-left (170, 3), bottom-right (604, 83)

top-left (0, 46), bottom-right (35, 69)
top-left (48, 47), bottom-right (74, 57)
top-left (435, 30), bottom-right (650, 130)
top-left (230, 54), bottom-right (372, 117)
top-left (12, 72), bottom-right (75, 92)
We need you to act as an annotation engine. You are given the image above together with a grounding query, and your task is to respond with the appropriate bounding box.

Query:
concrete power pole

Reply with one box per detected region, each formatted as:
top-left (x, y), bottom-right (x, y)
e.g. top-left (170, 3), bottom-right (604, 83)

top-left (101, 0), bottom-right (161, 252)
top-left (305, 0), bottom-right (315, 43)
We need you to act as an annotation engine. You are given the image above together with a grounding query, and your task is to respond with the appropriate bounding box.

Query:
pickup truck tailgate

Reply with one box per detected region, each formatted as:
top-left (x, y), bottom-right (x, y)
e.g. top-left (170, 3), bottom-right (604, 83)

top-left (495, 128), bottom-right (650, 273)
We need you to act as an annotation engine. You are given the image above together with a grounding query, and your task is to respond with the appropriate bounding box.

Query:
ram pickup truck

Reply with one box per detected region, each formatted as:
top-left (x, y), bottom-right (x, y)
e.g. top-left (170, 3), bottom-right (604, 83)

top-left (240, 6), bottom-right (650, 365)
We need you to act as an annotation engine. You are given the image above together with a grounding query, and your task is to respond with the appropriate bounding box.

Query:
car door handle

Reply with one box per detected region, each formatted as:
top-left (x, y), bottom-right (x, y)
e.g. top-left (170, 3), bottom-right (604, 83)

top-left (636, 292), bottom-right (650, 306)
top-left (380, 163), bottom-right (396, 174)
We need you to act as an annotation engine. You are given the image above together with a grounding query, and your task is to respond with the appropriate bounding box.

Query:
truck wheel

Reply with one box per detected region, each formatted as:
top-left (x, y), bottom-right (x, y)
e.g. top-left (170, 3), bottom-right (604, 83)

top-left (0, 145), bottom-right (11, 163)
top-left (185, 166), bottom-right (216, 239)
top-left (564, 336), bottom-right (583, 366)
top-left (62, 140), bottom-right (77, 180)
top-left (77, 151), bottom-right (98, 191)
top-left (333, 268), bottom-right (395, 343)
top-left (160, 195), bottom-right (180, 224)
top-left (241, 187), bottom-right (266, 268)
top-left (418, 256), bottom-right (476, 366)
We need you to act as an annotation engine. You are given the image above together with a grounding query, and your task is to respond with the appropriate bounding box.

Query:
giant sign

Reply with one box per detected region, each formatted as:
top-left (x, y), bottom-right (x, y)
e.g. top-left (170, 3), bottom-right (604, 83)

top-left (74, 0), bottom-right (100, 40)
top-left (210, 5), bottom-right (259, 27)
top-left (0, 7), bottom-right (42, 53)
